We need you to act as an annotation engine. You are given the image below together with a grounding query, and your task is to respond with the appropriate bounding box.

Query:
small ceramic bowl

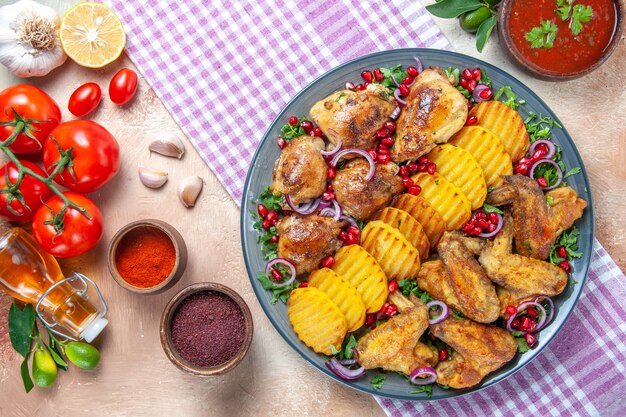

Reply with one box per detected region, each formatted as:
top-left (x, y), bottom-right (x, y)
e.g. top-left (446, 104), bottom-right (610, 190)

top-left (107, 219), bottom-right (188, 294)
top-left (498, 0), bottom-right (624, 81)
top-left (159, 282), bottom-right (254, 376)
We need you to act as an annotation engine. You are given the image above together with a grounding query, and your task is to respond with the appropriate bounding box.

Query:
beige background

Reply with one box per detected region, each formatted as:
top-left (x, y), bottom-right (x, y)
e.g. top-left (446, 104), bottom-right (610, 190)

top-left (0, 0), bottom-right (624, 416)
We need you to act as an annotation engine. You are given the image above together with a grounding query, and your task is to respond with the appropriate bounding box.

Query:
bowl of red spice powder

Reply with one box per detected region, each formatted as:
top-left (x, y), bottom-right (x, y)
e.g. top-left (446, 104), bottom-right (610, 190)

top-left (107, 219), bottom-right (188, 294)
top-left (159, 282), bottom-right (253, 376)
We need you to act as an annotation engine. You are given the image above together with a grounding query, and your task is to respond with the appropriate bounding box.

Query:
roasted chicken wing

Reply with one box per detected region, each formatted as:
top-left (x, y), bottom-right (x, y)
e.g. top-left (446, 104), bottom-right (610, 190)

top-left (309, 84), bottom-right (396, 152)
top-left (270, 136), bottom-right (327, 205)
top-left (275, 214), bottom-right (344, 275)
top-left (430, 318), bottom-right (517, 389)
top-left (391, 68), bottom-right (468, 163)
top-left (546, 186), bottom-right (587, 236)
top-left (332, 158), bottom-right (403, 220)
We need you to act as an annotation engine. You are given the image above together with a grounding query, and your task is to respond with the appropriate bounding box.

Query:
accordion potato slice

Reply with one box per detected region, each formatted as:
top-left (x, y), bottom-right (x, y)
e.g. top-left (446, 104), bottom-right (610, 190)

top-left (372, 207), bottom-right (430, 259)
top-left (308, 268), bottom-right (366, 332)
top-left (392, 194), bottom-right (446, 248)
top-left (449, 126), bottom-right (513, 188)
top-left (411, 172), bottom-right (471, 231)
top-left (287, 287), bottom-right (347, 355)
top-left (426, 144), bottom-right (487, 210)
top-left (360, 220), bottom-right (421, 281)
top-left (470, 100), bottom-right (529, 162)
top-left (332, 245), bottom-right (388, 313)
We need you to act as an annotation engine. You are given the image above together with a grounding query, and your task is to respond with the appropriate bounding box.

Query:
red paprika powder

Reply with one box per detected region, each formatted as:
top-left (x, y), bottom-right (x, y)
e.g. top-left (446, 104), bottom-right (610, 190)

top-left (114, 226), bottom-right (176, 288)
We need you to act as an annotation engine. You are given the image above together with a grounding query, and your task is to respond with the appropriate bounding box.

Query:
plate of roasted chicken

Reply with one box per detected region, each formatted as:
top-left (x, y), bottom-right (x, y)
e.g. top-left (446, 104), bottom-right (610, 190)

top-left (240, 49), bottom-right (593, 400)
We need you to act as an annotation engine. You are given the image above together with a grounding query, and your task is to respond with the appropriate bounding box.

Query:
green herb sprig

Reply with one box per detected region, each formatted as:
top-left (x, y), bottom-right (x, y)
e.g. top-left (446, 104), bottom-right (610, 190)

top-left (525, 20), bottom-right (559, 49)
top-left (556, 0), bottom-right (593, 35)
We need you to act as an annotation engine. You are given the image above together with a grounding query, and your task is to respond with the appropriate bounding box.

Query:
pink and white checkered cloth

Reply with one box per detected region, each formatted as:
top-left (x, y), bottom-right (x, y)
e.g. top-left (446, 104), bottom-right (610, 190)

top-left (102, 1), bottom-right (626, 416)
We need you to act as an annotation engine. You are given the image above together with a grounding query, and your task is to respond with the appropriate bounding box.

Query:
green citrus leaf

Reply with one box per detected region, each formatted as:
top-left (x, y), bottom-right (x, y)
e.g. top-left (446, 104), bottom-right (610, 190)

top-left (426, 0), bottom-right (482, 18)
top-left (476, 15), bottom-right (497, 52)
top-left (8, 303), bottom-right (35, 358)
top-left (20, 357), bottom-right (34, 393)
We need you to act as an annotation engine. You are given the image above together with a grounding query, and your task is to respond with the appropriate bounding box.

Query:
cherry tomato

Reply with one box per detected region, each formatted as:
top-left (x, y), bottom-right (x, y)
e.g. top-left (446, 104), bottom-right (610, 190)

top-left (43, 120), bottom-right (120, 193)
top-left (109, 68), bottom-right (138, 105)
top-left (0, 161), bottom-right (53, 222)
top-left (32, 192), bottom-right (103, 258)
top-left (0, 85), bottom-right (61, 154)
top-left (68, 82), bottom-right (102, 117)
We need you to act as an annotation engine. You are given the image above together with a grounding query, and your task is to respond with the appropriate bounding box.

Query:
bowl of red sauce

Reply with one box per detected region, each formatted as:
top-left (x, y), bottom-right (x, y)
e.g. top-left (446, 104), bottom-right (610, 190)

top-left (498, 0), bottom-right (623, 80)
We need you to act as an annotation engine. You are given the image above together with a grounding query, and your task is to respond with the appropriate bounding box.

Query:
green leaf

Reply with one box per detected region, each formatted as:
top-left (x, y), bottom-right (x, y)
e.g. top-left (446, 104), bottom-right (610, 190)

top-left (563, 166), bottom-right (581, 179)
top-left (411, 384), bottom-right (433, 397)
top-left (475, 15), bottom-right (497, 52)
top-left (20, 357), bottom-right (34, 393)
top-left (425, 0), bottom-right (482, 18)
top-left (525, 20), bottom-right (558, 49)
top-left (516, 336), bottom-right (530, 353)
top-left (370, 374), bottom-right (386, 390)
top-left (46, 343), bottom-right (68, 371)
top-left (571, 4), bottom-right (593, 35)
top-left (9, 303), bottom-right (36, 358)
top-left (482, 203), bottom-right (503, 214)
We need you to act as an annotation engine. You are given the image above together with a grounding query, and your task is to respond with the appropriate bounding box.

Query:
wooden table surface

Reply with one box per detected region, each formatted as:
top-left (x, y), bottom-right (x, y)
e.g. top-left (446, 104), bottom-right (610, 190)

top-left (0, 1), bottom-right (624, 416)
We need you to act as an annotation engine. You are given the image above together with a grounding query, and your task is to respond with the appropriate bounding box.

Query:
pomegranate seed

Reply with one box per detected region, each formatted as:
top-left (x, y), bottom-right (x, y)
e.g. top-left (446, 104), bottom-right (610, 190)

top-left (467, 101), bottom-right (474, 110)
top-left (299, 281), bottom-right (308, 288)
top-left (505, 305), bottom-right (517, 316)
top-left (520, 316), bottom-right (536, 333)
top-left (326, 183), bottom-right (333, 192)
top-left (416, 162), bottom-right (427, 172)
top-left (354, 83), bottom-right (365, 91)
top-left (402, 177), bottom-right (414, 188)
top-left (376, 128), bottom-right (390, 138)
top-left (383, 121), bottom-right (396, 132)
top-left (459, 78), bottom-right (469, 89)
top-left (300, 120), bottom-right (314, 133)
top-left (472, 68), bottom-right (482, 80)
top-left (407, 185), bottom-right (421, 195)
top-left (271, 269), bottom-right (283, 282)
top-left (511, 318), bottom-right (521, 329)
top-left (537, 177), bottom-right (548, 188)
top-left (381, 137), bottom-right (395, 147)
top-left (388, 280), bottom-right (398, 293)
top-left (479, 88), bottom-right (493, 100)
top-left (399, 165), bottom-right (409, 177)
top-left (477, 219), bottom-right (490, 229)
top-left (399, 84), bottom-right (410, 97)
top-left (438, 348), bottom-right (449, 361)
top-left (266, 210), bottom-right (278, 223)
top-left (527, 307), bottom-right (538, 318)
top-left (467, 79), bottom-right (477, 92)
top-left (345, 232), bottom-right (359, 245)
top-left (376, 153), bottom-right (390, 164)
top-left (385, 303), bottom-right (398, 317)
top-left (347, 226), bottom-right (360, 236)
top-left (361, 70), bottom-right (373, 83)
top-left (537, 143), bottom-right (550, 154)
top-left (402, 76), bottom-right (414, 85)
top-left (311, 127), bottom-right (322, 137)
top-left (466, 115), bottom-right (478, 126)
top-left (289, 116), bottom-right (298, 126)
top-left (525, 333), bottom-right (537, 347)
top-left (489, 212), bottom-right (499, 224)
top-left (339, 230), bottom-right (347, 242)
top-left (487, 223), bottom-right (497, 232)
top-left (407, 66), bottom-right (419, 77)
top-left (557, 246), bottom-right (567, 259)
top-left (270, 235), bottom-right (279, 243)
top-left (471, 227), bottom-right (482, 236)
top-left (367, 148), bottom-right (377, 160)
top-left (345, 81), bottom-right (355, 90)
top-left (277, 137), bottom-right (287, 149)
top-left (373, 68), bottom-right (384, 82)
top-left (321, 256), bottom-right (334, 268)
top-left (281, 210), bottom-right (293, 216)
top-left (322, 191), bottom-right (335, 201)
top-left (475, 210), bottom-right (487, 220)
top-left (417, 156), bottom-right (430, 164)
top-left (377, 144), bottom-right (390, 155)
top-left (462, 223), bottom-right (475, 234)
top-left (257, 204), bottom-right (268, 218)
top-left (518, 156), bottom-right (532, 165)
top-left (531, 149), bottom-right (546, 162)
top-left (426, 162), bottom-right (437, 175)
top-left (408, 162), bottom-right (419, 174)
top-left (514, 163), bottom-right (529, 175)
top-left (365, 313), bottom-right (376, 326)
top-left (462, 68), bottom-right (473, 79)
top-left (559, 260), bottom-right (571, 272)
top-left (327, 166), bottom-right (336, 180)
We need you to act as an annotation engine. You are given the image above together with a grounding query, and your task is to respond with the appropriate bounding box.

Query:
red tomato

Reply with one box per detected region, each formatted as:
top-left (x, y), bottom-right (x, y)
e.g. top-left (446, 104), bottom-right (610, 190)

top-left (43, 120), bottom-right (120, 193)
top-left (109, 68), bottom-right (138, 105)
top-left (0, 161), bottom-right (53, 222)
top-left (32, 192), bottom-right (103, 258)
top-left (0, 85), bottom-right (61, 154)
top-left (68, 82), bottom-right (102, 117)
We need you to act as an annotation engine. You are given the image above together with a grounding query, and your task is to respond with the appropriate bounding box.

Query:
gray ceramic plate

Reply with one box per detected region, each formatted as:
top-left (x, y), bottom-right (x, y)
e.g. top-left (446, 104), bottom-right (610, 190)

top-left (240, 49), bottom-right (594, 401)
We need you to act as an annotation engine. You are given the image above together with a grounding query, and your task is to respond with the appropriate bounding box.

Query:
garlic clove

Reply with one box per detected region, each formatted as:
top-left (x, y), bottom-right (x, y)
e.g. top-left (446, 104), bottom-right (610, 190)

top-left (138, 166), bottom-right (168, 189)
top-left (178, 176), bottom-right (203, 207)
top-left (148, 134), bottom-right (185, 159)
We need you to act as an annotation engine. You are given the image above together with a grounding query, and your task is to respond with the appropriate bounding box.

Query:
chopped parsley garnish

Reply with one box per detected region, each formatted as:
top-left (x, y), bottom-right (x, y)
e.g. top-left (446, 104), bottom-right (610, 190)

top-left (378, 64), bottom-right (408, 93)
top-left (280, 117), bottom-right (307, 140)
top-left (556, 0), bottom-right (593, 36)
top-left (257, 271), bottom-right (299, 305)
top-left (370, 374), bottom-right (386, 390)
top-left (398, 279), bottom-right (433, 304)
top-left (251, 187), bottom-right (283, 260)
top-left (330, 335), bottom-right (358, 360)
top-left (549, 226), bottom-right (583, 265)
top-left (494, 85), bottom-right (525, 110)
top-left (516, 336), bottom-right (530, 353)
top-left (482, 203), bottom-right (503, 214)
top-left (411, 384), bottom-right (433, 396)
top-left (524, 112), bottom-right (562, 144)
top-left (525, 20), bottom-right (558, 49)
top-left (563, 166), bottom-right (581, 179)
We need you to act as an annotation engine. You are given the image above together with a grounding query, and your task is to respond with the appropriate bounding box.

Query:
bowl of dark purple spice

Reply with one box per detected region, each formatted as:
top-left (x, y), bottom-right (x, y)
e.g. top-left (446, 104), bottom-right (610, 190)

top-left (160, 282), bottom-right (253, 376)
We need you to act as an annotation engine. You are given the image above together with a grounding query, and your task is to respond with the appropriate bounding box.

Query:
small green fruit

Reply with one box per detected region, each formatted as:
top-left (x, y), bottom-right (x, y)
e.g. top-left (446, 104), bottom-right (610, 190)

top-left (459, 7), bottom-right (492, 33)
top-left (65, 342), bottom-right (101, 370)
top-left (32, 348), bottom-right (58, 388)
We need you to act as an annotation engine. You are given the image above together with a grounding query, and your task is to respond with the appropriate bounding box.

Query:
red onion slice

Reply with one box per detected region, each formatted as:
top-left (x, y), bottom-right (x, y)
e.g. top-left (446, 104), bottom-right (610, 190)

top-left (472, 84), bottom-right (490, 102)
top-left (478, 212), bottom-right (503, 238)
top-left (319, 208), bottom-right (336, 218)
top-left (390, 106), bottom-right (401, 120)
top-left (325, 358), bottom-right (365, 380)
top-left (265, 258), bottom-right (297, 287)
top-left (339, 215), bottom-right (358, 230)
top-left (394, 88), bottom-right (407, 106)
top-left (321, 138), bottom-right (342, 156)
top-left (339, 358), bottom-right (357, 366)
top-left (329, 149), bottom-right (376, 181)
top-left (529, 140), bottom-right (556, 160)
top-left (426, 300), bottom-right (449, 324)
top-left (285, 194), bottom-right (320, 215)
top-left (413, 56), bottom-right (423, 73)
top-left (506, 300), bottom-right (548, 335)
top-left (529, 158), bottom-right (563, 190)
top-left (409, 366), bottom-right (437, 385)
top-left (533, 296), bottom-right (555, 332)
top-left (390, 73), bottom-right (400, 87)
top-left (318, 200), bottom-right (332, 209)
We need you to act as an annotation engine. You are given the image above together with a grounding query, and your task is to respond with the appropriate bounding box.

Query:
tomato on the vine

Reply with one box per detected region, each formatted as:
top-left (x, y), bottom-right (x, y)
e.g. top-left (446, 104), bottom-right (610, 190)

top-left (43, 120), bottom-right (120, 193)
top-left (68, 82), bottom-right (102, 117)
top-left (32, 192), bottom-right (103, 258)
top-left (109, 68), bottom-right (138, 105)
top-left (0, 161), bottom-right (52, 222)
top-left (0, 85), bottom-right (61, 154)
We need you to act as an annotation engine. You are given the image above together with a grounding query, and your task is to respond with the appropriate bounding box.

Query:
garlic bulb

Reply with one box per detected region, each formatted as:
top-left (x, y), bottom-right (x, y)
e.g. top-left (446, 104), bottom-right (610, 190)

top-left (0, 0), bottom-right (67, 78)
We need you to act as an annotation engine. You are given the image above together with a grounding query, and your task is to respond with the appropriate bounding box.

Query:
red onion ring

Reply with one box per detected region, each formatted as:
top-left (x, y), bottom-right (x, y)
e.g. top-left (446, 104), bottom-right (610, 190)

top-left (318, 200), bottom-right (332, 209)
top-left (285, 194), bottom-right (320, 215)
top-left (478, 212), bottom-right (503, 238)
top-left (413, 56), bottom-right (423, 73)
top-left (319, 208), bottom-right (336, 218)
top-left (409, 366), bottom-right (437, 385)
top-left (390, 106), bottom-right (401, 120)
top-left (265, 258), bottom-right (297, 287)
top-left (529, 140), bottom-right (556, 160)
top-left (325, 358), bottom-right (365, 380)
top-left (394, 88), bottom-right (407, 106)
top-left (390, 73), bottom-right (400, 87)
top-left (339, 215), bottom-right (358, 230)
top-left (533, 296), bottom-right (555, 332)
top-left (529, 158), bottom-right (563, 190)
top-left (330, 149), bottom-right (376, 181)
top-left (472, 84), bottom-right (491, 102)
top-left (426, 300), bottom-right (449, 324)
top-left (339, 358), bottom-right (357, 366)
top-left (321, 138), bottom-right (342, 156)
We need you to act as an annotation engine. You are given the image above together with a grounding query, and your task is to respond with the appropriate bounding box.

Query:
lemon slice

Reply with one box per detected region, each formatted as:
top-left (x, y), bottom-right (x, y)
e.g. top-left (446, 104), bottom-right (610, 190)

top-left (60, 2), bottom-right (126, 68)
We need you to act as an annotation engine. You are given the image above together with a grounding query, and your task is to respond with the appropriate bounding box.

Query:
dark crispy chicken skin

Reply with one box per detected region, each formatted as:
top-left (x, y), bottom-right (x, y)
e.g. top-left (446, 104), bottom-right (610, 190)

top-left (270, 136), bottom-right (327, 205)
top-left (546, 186), bottom-right (587, 236)
top-left (275, 214), bottom-right (344, 275)
top-left (332, 158), bottom-right (403, 220)
top-left (309, 84), bottom-right (396, 152)
top-left (430, 318), bottom-right (517, 389)
top-left (391, 68), bottom-right (468, 163)
top-left (357, 297), bottom-right (437, 375)
top-left (436, 232), bottom-right (500, 323)
top-left (479, 214), bottom-right (567, 299)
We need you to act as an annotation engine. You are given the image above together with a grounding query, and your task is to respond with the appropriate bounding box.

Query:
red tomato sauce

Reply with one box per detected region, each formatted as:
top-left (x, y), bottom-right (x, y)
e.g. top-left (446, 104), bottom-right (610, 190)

top-left (508, 0), bottom-right (618, 74)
